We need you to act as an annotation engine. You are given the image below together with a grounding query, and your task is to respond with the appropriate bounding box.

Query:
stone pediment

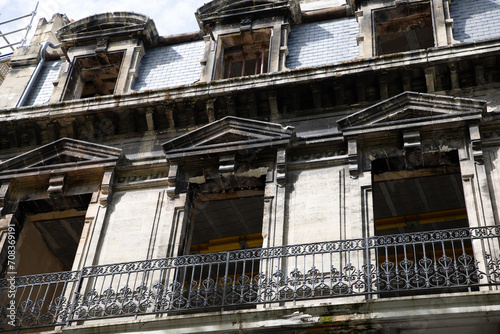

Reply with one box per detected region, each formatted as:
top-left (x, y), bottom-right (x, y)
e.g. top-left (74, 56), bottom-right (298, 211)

top-left (0, 138), bottom-right (123, 177)
top-left (337, 92), bottom-right (487, 135)
top-left (196, 0), bottom-right (301, 31)
top-left (57, 12), bottom-right (158, 48)
top-left (163, 116), bottom-right (295, 159)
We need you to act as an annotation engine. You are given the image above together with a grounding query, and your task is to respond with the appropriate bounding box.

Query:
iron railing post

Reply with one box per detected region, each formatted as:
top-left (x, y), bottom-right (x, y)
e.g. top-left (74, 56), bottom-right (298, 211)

top-left (66, 269), bottom-right (83, 327)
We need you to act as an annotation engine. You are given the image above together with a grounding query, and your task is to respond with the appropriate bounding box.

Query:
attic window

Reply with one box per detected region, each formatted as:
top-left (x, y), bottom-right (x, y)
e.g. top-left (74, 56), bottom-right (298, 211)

top-left (214, 29), bottom-right (271, 79)
top-left (373, 1), bottom-right (434, 55)
top-left (63, 52), bottom-right (124, 100)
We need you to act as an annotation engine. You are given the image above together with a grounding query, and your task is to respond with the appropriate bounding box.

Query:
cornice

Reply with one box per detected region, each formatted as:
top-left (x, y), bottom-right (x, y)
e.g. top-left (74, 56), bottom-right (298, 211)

top-left (1, 38), bottom-right (500, 124)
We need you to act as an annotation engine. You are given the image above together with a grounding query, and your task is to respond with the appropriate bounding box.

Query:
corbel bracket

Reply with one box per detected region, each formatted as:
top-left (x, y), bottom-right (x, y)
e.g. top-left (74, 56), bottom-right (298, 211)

top-left (206, 98), bottom-right (216, 123)
top-left (403, 131), bottom-right (421, 150)
top-left (47, 174), bottom-right (66, 198)
top-left (276, 148), bottom-right (287, 186)
top-left (219, 154), bottom-right (236, 174)
top-left (348, 139), bottom-right (358, 178)
top-left (167, 162), bottom-right (179, 199)
top-left (0, 182), bottom-right (10, 215)
top-left (99, 169), bottom-right (114, 207)
top-left (240, 17), bottom-right (252, 32)
top-left (95, 37), bottom-right (109, 53)
top-left (469, 124), bottom-right (483, 164)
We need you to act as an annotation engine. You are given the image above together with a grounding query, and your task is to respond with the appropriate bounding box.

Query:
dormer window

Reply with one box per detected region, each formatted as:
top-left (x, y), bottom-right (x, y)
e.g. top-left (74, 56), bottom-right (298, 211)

top-left (63, 52), bottom-right (124, 100)
top-left (196, 0), bottom-right (301, 82)
top-left (356, 0), bottom-right (454, 58)
top-left (373, 1), bottom-right (434, 55)
top-left (54, 12), bottom-right (158, 101)
top-left (215, 29), bottom-right (271, 79)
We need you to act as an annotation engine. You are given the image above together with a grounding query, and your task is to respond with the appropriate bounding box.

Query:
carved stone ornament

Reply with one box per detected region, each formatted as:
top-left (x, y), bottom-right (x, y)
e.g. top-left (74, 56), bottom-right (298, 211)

top-left (0, 182), bottom-right (10, 215)
top-left (47, 174), bottom-right (66, 198)
top-left (276, 148), bottom-right (286, 186)
top-left (99, 169), bottom-right (114, 207)
top-left (337, 91), bottom-right (486, 137)
top-left (348, 138), bottom-right (358, 178)
top-left (469, 124), bottom-right (483, 164)
top-left (0, 137), bottom-right (123, 177)
top-left (167, 162), bottom-right (179, 199)
top-left (95, 37), bottom-right (109, 53)
top-left (162, 116), bottom-right (295, 160)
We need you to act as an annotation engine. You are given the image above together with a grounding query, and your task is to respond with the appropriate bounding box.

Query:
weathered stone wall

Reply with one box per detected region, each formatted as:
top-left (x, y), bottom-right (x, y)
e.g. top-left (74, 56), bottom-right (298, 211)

top-left (96, 188), bottom-right (169, 264)
top-left (286, 166), bottom-right (349, 245)
top-left (484, 147), bottom-right (500, 225)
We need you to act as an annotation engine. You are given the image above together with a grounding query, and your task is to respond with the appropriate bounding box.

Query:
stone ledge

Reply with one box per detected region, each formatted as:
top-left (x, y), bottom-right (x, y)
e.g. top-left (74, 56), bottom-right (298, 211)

top-left (54, 290), bottom-right (500, 334)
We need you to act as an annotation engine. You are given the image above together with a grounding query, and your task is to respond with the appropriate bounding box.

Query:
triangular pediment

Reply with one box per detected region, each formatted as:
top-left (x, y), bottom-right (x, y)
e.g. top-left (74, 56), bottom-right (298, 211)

top-left (0, 138), bottom-right (123, 175)
top-left (163, 116), bottom-right (295, 159)
top-left (337, 92), bottom-right (486, 134)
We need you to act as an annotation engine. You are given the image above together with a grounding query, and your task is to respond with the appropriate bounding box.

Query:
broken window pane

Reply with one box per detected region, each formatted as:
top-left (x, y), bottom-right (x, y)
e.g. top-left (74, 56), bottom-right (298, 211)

top-left (374, 1), bottom-right (434, 55)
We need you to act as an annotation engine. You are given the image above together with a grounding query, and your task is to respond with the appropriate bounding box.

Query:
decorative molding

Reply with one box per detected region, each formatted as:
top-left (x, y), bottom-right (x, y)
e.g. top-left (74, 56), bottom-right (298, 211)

top-left (47, 174), bottom-right (66, 198)
top-left (99, 169), bottom-right (114, 207)
top-left (219, 154), bottom-right (236, 173)
top-left (348, 139), bottom-right (358, 178)
top-left (116, 172), bottom-right (168, 184)
top-left (145, 107), bottom-right (155, 132)
top-left (0, 137), bottom-right (123, 179)
top-left (421, 137), bottom-right (463, 153)
top-left (469, 124), bottom-right (483, 164)
top-left (167, 163), bottom-right (179, 199)
top-left (403, 131), bottom-right (421, 150)
top-left (290, 149), bottom-right (346, 163)
top-left (95, 37), bottom-right (109, 53)
top-left (206, 99), bottom-right (216, 123)
top-left (0, 182), bottom-right (10, 215)
top-left (337, 92), bottom-right (486, 136)
top-left (162, 116), bottom-right (295, 159)
top-left (276, 148), bottom-right (286, 186)
top-left (57, 12), bottom-right (158, 48)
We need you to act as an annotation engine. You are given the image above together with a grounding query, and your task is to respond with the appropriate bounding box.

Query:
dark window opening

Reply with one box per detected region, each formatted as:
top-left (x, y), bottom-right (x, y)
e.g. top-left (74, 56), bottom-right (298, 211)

top-left (174, 185), bottom-right (265, 311)
top-left (374, 1), bottom-right (434, 55)
top-left (215, 29), bottom-right (271, 79)
top-left (4, 194), bottom-right (91, 277)
top-left (63, 52), bottom-right (124, 100)
top-left (189, 193), bottom-right (264, 254)
top-left (0, 194), bottom-right (91, 328)
top-left (371, 151), bottom-right (477, 296)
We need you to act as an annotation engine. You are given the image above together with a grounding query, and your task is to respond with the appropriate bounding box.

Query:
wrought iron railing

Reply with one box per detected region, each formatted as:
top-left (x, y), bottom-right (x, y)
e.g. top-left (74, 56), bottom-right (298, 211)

top-left (2, 226), bottom-right (500, 331)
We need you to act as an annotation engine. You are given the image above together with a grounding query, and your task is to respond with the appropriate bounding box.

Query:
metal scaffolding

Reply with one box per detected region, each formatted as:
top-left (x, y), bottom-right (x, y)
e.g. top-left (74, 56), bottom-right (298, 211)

top-left (0, 2), bottom-right (38, 84)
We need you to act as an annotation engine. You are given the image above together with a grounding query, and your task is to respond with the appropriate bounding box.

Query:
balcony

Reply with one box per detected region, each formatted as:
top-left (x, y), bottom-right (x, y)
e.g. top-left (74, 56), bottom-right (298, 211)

top-left (2, 226), bottom-right (500, 331)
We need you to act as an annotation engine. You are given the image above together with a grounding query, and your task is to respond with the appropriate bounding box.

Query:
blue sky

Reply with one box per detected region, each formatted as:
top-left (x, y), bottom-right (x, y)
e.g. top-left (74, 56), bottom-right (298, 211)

top-left (0, 0), bottom-right (207, 54)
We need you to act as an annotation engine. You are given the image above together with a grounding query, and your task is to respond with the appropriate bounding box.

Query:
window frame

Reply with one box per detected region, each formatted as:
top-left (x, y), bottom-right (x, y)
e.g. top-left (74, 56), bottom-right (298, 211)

top-left (213, 29), bottom-right (273, 80)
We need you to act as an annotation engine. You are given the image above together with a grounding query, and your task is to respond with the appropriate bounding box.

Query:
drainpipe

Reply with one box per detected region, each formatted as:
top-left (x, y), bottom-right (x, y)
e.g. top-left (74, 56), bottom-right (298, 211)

top-left (15, 41), bottom-right (62, 108)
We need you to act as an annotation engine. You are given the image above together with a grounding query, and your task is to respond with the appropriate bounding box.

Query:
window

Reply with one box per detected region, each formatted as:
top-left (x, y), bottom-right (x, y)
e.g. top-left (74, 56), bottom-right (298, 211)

top-left (10, 195), bottom-right (91, 277)
top-left (371, 151), bottom-right (477, 295)
top-left (63, 52), bottom-right (124, 100)
top-left (188, 192), bottom-right (264, 255)
top-left (373, 1), bottom-right (434, 55)
top-left (173, 186), bottom-right (265, 310)
top-left (214, 29), bottom-right (271, 79)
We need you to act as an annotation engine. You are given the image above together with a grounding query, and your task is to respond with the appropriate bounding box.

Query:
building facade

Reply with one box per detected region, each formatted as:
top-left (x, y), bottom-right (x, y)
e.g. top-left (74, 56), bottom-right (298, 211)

top-left (1, 0), bottom-right (500, 332)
